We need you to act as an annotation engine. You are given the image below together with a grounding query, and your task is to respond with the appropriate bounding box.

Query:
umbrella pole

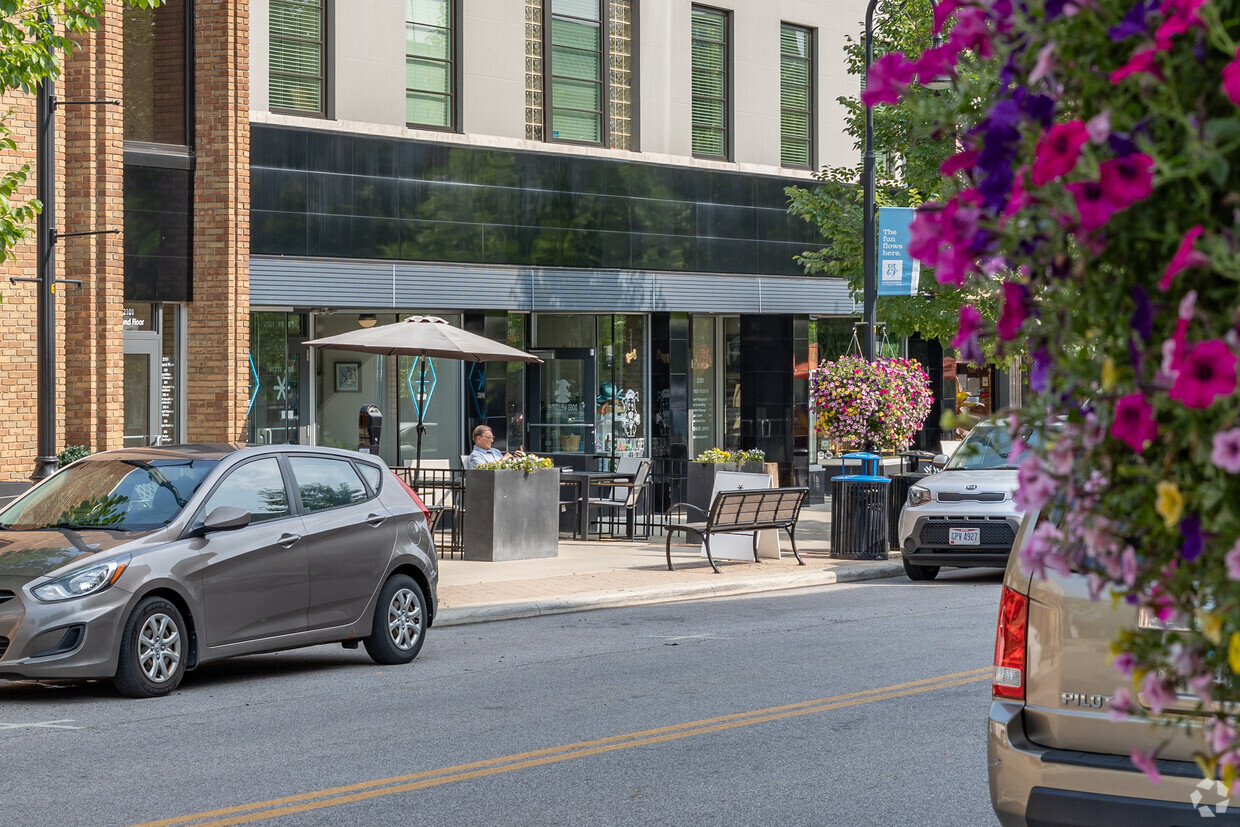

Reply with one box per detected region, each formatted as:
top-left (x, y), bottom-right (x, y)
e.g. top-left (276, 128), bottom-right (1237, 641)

top-left (414, 357), bottom-right (427, 486)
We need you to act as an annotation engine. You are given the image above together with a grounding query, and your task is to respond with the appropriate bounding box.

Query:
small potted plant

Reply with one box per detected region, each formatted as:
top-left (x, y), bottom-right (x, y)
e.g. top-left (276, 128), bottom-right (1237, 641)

top-left (687, 448), bottom-right (775, 510)
top-left (463, 453), bottom-right (559, 561)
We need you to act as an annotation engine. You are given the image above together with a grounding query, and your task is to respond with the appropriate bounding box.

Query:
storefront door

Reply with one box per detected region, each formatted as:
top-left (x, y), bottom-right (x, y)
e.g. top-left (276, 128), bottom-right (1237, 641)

top-left (526, 348), bottom-right (595, 455)
top-left (123, 336), bottom-right (161, 447)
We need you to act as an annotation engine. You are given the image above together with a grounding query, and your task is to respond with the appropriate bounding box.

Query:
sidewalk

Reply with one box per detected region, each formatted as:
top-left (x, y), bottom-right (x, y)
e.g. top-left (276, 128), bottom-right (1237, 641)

top-left (435, 502), bottom-right (905, 626)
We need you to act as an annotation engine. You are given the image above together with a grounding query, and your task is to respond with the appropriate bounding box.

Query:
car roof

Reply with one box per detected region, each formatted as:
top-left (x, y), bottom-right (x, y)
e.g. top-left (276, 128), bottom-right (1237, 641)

top-left (78, 444), bottom-right (383, 463)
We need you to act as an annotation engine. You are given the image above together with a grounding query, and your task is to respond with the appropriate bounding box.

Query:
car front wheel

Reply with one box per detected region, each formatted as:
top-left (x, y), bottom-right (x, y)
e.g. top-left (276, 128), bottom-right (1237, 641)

top-left (903, 556), bottom-right (940, 581)
top-left (114, 596), bottom-right (187, 697)
top-left (364, 574), bottom-right (427, 665)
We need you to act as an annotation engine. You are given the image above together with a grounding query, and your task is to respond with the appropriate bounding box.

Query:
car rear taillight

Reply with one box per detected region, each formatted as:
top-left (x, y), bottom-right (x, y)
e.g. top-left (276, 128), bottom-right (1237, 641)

top-left (394, 474), bottom-right (431, 523)
top-left (993, 585), bottom-right (1029, 701)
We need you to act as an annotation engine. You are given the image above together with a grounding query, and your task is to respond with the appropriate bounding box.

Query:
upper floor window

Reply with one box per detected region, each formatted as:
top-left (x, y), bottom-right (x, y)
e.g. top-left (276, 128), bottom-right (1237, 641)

top-left (123, 0), bottom-right (189, 145)
top-left (270, 0), bottom-right (326, 115)
top-left (780, 25), bottom-right (813, 168)
top-left (526, 0), bottom-right (634, 149)
top-left (691, 6), bottom-right (729, 160)
top-left (406, 0), bottom-right (456, 130)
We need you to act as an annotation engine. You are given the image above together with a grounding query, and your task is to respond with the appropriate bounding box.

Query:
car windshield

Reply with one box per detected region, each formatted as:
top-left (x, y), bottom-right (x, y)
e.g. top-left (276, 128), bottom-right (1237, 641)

top-left (0, 458), bottom-right (219, 531)
top-left (944, 424), bottom-right (1044, 471)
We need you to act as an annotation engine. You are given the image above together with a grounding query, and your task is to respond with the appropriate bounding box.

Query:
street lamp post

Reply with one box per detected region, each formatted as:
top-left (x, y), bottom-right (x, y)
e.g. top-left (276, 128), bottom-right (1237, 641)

top-left (861, 0), bottom-right (940, 362)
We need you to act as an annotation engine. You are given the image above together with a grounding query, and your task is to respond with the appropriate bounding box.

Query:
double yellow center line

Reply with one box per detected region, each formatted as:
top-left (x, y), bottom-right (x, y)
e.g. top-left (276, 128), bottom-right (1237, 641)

top-left (136, 667), bottom-right (990, 827)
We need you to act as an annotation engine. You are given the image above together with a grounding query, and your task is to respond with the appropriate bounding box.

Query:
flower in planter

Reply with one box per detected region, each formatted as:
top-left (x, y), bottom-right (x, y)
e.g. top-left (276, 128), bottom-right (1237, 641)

top-left (475, 454), bottom-right (554, 473)
top-left (695, 448), bottom-right (737, 463)
top-left (809, 355), bottom-right (932, 451)
top-left (733, 448), bottom-right (767, 463)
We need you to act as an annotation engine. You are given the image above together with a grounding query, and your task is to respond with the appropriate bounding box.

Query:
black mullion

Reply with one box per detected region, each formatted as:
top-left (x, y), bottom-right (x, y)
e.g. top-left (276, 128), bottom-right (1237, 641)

top-left (545, 0), bottom-right (607, 146)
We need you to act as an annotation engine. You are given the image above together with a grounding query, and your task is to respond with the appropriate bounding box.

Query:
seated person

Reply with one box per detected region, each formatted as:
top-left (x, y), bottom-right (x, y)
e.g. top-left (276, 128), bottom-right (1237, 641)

top-left (467, 425), bottom-right (521, 468)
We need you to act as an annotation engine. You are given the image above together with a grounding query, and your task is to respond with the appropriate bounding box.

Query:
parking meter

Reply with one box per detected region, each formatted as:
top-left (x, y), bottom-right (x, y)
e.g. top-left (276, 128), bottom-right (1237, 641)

top-left (358, 405), bottom-right (382, 453)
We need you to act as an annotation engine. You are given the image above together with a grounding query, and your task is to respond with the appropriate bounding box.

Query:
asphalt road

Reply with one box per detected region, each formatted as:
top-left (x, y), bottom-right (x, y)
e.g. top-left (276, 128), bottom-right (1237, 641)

top-left (2, 569), bottom-right (1003, 826)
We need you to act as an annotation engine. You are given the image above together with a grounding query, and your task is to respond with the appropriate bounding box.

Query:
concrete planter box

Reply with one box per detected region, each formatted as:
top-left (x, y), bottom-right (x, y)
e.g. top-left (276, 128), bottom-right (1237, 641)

top-left (688, 461), bottom-right (779, 510)
top-left (463, 469), bottom-right (559, 561)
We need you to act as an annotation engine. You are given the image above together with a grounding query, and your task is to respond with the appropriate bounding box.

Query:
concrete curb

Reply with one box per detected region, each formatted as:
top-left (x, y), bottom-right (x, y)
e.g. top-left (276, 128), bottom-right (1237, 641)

top-left (434, 562), bottom-right (905, 626)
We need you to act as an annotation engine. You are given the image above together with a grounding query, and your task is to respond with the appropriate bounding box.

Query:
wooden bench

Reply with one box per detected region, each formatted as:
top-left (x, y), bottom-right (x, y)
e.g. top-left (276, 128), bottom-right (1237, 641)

top-left (664, 487), bottom-right (809, 573)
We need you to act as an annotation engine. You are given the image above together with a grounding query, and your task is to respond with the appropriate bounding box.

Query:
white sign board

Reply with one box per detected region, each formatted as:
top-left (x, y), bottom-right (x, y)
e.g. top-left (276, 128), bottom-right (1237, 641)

top-left (702, 471), bottom-right (782, 562)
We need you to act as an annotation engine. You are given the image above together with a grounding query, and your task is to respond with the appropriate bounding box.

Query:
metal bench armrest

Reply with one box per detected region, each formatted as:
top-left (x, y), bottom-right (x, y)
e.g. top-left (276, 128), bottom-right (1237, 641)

top-left (665, 502), bottom-right (707, 524)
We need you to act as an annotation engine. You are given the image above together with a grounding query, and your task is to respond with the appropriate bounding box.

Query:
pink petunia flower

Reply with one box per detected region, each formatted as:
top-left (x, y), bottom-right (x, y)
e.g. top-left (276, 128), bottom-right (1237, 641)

top-left (1224, 49), bottom-right (1240, 107)
top-left (1227, 539), bottom-right (1240, 580)
top-left (1122, 545), bottom-right (1138, 587)
top-left (914, 43), bottom-right (960, 85)
top-left (1015, 455), bottom-right (1059, 512)
top-left (1018, 520), bottom-right (1069, 580)
top-left (1099, 153), bottom-right (1155, 209)
top-left (1110, 686), bottom-right (1134, 721)
top-left (1031, 121), bottom-right (1089, 186)
top-left (863, 52), bottom-right (916, 107)
top-left (1113, 651), bottom-right (1137, 678)
top-left (952, 305), bottom-right (983, 350)
top-left (1211, 428), bottom-right (1240, 473)
top-left (1111, 47), bottom-right (1162, 84)
top-left (1159, 225), bottom-right (1208, 291)
top-left (1142, 672), bottom-right (1176, 715)
top-left (1130, 747), bottom-right (1163, 784)
top-left (997, 282), bottom-right (1029, 340)
top-left (1066, 180), bottom-right (1117, 230)
top-left (1155, 0), bottom-right (1208, 48)
top-left (1111, 393), bottom-right (1158, 453)
top-left (1086, 109), bottom-right (1111, 144)
top-left (1029, 41), bottom-right (1056, 85)
top-left (939, 148), bottom-right (978, 177)
top-left (1169, 339), bottom-right (1237, 409)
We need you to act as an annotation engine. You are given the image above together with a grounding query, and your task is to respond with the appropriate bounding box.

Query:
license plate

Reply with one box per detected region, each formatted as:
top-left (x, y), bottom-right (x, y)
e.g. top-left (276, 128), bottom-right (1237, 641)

top-left (949, 527), bottom-right (980, 546)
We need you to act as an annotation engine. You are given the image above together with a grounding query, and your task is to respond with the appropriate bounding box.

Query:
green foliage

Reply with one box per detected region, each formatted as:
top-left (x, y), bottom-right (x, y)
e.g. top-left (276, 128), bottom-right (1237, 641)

top-left (56, 492), bottom-right (127, 527)
top-left (783, 0), bottom-right (998, 347)
top-left (56, 444), bottom-right (91, 465)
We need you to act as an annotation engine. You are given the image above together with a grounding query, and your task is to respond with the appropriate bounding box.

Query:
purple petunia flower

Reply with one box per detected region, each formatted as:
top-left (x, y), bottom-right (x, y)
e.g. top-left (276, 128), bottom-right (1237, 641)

top-left (1211, 428), bottom-right (1240, 473)
top-left (1130, 285), bottom-right (1152, 340)
top-left (1030, 347), bottom-right (1052, 393)
top-left (1180, 514), bottom-right (1203, 562)
top-left (1108, 0), bottom-right (1157, 42)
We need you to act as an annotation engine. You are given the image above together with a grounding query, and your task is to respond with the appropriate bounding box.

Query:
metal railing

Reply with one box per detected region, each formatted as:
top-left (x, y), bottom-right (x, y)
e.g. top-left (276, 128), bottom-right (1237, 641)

top-left (390, 466), bottom-right (467, 559)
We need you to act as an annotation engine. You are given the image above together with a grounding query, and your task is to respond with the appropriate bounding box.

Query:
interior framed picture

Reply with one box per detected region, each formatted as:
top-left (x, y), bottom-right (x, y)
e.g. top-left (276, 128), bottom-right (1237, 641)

top-left (335, 361), bottom-right (360, 393)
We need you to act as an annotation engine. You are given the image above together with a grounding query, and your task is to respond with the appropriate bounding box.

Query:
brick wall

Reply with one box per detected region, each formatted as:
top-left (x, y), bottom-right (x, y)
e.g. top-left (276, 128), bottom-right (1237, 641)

top-left (63, 3), bottom-right (125, 457)
top-left (189, 0), bottom-right (251, 442)
top-left (0, 89), bottom-right (44, 480)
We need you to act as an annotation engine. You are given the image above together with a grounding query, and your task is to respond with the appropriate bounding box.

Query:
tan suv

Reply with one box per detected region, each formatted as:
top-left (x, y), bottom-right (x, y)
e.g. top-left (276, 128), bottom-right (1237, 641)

top-left (988, 511), bottom-right (1240, 825)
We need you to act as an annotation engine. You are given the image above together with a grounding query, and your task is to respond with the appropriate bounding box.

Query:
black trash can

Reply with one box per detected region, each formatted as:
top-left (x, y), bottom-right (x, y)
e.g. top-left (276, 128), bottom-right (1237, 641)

top-left (888, 472), bottom-right (928, 551)
top-left (830, 474), bottom-right (890, 560)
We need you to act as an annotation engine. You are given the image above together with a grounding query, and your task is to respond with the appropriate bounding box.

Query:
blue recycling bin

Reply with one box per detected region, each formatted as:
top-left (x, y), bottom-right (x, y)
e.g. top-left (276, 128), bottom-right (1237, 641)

top-left (830, 460), bottom-right (890, 560)
top-left (840, 451), bottom-right (882, 477)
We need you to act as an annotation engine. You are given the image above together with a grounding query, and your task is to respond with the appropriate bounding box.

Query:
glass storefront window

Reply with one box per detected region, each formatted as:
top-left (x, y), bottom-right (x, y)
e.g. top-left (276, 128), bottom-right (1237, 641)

top-left (312, 313), bottom-right (463, 467)
top-left (247, 312), bottom-right (308, 445)
top-left (596, 314), bottom-right (646, 457)
top-left (723, 316), bottom-right (741, 451)
top-left (690, 316), bottom-right (716, 458)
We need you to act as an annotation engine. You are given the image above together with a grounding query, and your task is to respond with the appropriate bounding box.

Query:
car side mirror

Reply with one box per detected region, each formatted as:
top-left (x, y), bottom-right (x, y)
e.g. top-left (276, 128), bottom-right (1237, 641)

top-left (931, 454), bottom-right (948, 470)
top-left (193, 506), bottom-right (252, 537)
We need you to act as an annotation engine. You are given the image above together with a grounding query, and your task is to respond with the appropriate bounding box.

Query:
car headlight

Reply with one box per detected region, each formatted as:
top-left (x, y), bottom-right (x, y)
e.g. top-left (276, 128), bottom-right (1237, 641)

top-left (32, 555), bottom-right (130, 602)
top-left (907, 486), bottom-right (933, 507)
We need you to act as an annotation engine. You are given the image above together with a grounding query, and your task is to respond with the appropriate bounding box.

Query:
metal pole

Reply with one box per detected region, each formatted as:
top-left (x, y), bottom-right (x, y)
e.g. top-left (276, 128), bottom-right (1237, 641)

top-left (862, 0), bottom-right (938, 365)
top-left (32, 78), bottom-right (58, 480)
top-left (861, 0), bottom-right (879, 364)
top-left (413, 356), bottom-right (427, 485)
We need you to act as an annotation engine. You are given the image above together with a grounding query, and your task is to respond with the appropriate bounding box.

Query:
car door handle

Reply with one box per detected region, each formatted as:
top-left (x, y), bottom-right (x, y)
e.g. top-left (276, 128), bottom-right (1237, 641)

top-left (365, 513), bottom-right (388, 528)
top-left (277, 533), bottom-right (301, 548)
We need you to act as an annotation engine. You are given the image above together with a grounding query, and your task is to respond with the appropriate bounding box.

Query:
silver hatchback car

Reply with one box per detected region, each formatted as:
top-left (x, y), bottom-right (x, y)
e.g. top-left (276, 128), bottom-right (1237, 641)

top-left (0, 444), bottom-right (438, 697)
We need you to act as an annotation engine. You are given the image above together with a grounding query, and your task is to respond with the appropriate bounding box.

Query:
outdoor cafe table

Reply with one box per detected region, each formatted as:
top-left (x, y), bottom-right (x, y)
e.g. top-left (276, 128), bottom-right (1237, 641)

top-left (559, 469), bottom-right (633, 540)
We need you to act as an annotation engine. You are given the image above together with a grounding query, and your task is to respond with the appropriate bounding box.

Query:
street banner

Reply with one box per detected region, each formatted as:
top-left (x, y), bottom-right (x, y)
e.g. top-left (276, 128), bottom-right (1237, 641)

top-left (877, 206), bottom-right (921, 297)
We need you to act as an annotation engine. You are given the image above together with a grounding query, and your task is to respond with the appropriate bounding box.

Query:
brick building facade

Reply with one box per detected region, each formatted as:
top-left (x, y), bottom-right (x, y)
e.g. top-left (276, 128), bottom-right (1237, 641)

top-left (0, 0), bottom-right (250, 483)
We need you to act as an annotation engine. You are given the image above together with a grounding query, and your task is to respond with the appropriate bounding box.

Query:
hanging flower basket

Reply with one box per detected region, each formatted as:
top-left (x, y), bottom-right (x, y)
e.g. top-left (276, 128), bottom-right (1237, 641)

top-left (810, 355), bottom-right (932, 452)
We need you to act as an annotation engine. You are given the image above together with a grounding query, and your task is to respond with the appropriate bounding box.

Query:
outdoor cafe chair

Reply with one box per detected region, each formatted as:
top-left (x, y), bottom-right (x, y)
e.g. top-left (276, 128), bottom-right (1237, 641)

top-left (586, 458), bottom-right (652, 540)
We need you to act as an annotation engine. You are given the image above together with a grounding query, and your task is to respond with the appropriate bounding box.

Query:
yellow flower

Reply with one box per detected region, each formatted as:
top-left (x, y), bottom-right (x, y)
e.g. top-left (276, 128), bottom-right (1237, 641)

top-left (1231, 632), bottom-right (1240, 677)
top-left (1155, 480), bottom-right (1183, 529)
top-left (1199, 611), bottom-right (1225, 645)
top-left (1101, 358), bottom-right (1117, 391)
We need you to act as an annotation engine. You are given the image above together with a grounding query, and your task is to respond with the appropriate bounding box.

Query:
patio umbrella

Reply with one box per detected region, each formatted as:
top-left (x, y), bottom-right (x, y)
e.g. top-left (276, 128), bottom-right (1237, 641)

top-left (305, 316), bottom-right (542, 478)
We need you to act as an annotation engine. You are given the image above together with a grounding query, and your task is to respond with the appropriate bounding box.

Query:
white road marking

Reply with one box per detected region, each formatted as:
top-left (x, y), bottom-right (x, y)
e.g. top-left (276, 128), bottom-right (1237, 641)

top-left (0, 719), bottom-right (81, 731)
